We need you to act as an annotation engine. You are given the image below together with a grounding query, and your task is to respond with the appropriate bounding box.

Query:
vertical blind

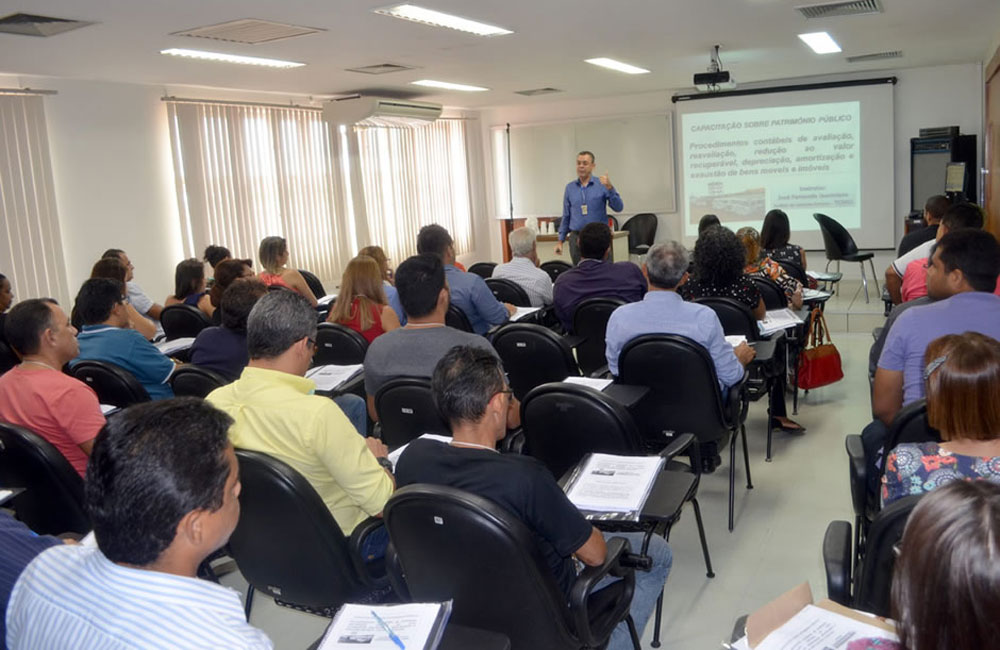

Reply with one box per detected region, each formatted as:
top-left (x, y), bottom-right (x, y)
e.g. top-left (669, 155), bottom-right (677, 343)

top-left (0, 94), bottom-right (70, 306)
top-left (166, 100), bottom-right (475, 286)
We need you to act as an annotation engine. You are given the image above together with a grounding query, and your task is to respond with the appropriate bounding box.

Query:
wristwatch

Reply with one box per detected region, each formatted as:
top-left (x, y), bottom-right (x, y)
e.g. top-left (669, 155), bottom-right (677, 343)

top-left (377, 456), bottom-right (394, 472)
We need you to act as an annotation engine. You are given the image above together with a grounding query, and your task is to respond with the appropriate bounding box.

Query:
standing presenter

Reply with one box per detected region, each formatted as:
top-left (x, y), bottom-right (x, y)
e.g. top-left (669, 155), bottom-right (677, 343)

top-left (555, 150), bottom-right (624, 265)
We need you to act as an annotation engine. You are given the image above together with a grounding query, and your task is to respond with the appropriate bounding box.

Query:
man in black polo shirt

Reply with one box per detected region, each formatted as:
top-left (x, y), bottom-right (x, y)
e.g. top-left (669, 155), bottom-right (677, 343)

top-left (395, 345), bottom-right (671, 650)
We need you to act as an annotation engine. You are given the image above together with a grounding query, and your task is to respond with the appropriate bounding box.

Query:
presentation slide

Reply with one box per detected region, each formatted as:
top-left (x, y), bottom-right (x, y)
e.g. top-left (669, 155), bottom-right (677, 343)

top-left (675, 83), bottom-right (894, 250)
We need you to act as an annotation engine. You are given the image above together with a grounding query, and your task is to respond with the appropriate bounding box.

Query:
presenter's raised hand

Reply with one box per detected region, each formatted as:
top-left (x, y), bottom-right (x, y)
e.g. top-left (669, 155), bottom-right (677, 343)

top-left (599, 173), bottom-right (612, 190)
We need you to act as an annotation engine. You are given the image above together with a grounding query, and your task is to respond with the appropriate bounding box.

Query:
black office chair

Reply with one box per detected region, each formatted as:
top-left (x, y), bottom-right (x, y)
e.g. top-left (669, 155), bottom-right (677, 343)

top-left (374, 377), bottom-right (449, 450)
top-left (621, 213), bottom-right (657, 258)
top-left (70, 360), bottom-right (151, 408)
top-left (160, 304), bottom-right (213, 340)
top-left (384, 484), bottom-right (641, 650)
top-left (468, 262), bottom-right (497, 280)
top-left (298, 269), bottom-right (327, 299)
top-left (572, 297), bottom-right (625, 375)
top-left (0, 422), bottom-right (90, 535)
top-left (229, 449), bottom-right (388, 619)
top-left (813, 213), bottom-right (879, 303)
top-left (169, 364), bottom-right (229, 398)
top-left (777, 260), bottom-right (808, 286)
top-left (445, 304), bottom-right (474, 333)
top-left (314, 322), bottom-right (369, 366)
top-left (750, 277), bottom-right (787, 310)
top-left (0, 340), bottom-right (18, 375)
top-left (540, 260), bottom-right (573, 283)
top-left (492, 323), bottom-right (581, 401)
top-left (823, 494), bottom-right (922, 616)
top-left (485, 278), bottom-right (531, 308)
top-left (619, 335), bottom-right (751, 532)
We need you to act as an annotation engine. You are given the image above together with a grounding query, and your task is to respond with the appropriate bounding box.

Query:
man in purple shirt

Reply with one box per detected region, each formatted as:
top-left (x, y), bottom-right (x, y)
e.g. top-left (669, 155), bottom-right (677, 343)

top-left (555, 151), bottom-right (624, 265)
top-left (862, 229), bottom-right (1000, 488)
top-left (552, 223), bottom-right (647, 332)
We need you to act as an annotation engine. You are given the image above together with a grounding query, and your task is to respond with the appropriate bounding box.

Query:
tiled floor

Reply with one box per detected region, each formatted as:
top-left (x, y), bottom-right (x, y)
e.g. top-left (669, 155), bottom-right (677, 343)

top-left (222, 287), bottom-right (879, 649)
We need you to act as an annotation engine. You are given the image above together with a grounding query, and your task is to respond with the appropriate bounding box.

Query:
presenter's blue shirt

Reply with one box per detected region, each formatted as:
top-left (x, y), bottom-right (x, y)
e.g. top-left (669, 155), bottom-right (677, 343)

top-left (71, 325), bottom-right (175, 401)
top-left (559, 177), bottom-right (624, 241)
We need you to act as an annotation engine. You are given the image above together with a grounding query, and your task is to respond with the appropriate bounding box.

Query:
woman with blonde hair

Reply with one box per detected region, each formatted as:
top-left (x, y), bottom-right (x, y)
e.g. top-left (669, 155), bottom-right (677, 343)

top-left (358, 244), bottom-right (405, 323)
top-left (327, 255), bottom-right (400, 343)
top-left (257, 236), bottom-right (318, 307)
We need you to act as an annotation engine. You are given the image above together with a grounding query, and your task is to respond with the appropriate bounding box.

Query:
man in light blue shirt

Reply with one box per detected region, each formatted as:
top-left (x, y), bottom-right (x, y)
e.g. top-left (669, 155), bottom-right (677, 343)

top-left (605, 241), bottom-right (755, 382)
top-left (417, 224), bottom-right (515, 335)
top-left (556, 151), bottom-right (624, 265)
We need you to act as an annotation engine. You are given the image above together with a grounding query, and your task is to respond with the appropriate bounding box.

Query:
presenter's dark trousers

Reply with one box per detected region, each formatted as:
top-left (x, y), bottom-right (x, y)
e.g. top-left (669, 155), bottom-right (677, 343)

top-left (567, 230), bottom-right (614, 266)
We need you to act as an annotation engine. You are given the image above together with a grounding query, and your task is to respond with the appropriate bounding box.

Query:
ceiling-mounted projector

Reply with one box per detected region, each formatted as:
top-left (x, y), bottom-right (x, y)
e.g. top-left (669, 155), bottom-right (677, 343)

top-left (694, 45), bottom-right (736, 92)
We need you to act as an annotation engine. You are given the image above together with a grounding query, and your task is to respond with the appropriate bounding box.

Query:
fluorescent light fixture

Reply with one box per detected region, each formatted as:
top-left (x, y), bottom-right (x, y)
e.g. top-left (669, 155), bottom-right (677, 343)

top-left (411, 79), bottom-right (489, 92)
top-left (797, 32), bottom-right (842, 54)
top-left (585, 57), bottom-right (650, 75)
top-left (160, 48), bottom-right (305, 68)
top-left (374, 4), bottom-right (512, 37)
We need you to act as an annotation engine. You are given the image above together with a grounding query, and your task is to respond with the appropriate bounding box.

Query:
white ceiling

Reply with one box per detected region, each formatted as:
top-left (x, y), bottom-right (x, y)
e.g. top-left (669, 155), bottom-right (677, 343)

top-left (0, 0), bottom-right (998, 108)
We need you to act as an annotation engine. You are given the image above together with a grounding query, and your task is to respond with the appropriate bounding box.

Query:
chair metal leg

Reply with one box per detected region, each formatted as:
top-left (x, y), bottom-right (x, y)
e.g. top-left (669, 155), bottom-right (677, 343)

top-left (868, 258), bottom-right (881, 294)
top-left (691, 497), bottom-right (715, 578)
top-left (651, 590), bottom-right (664, 647)
top-left (626, 614), bottom-right (642, 650)
top-left (729, 435), bottom-right (736, 532)
top-left (859, 261), bottom-right (870, 303)
top-left (244, 583), bottom-right (255, 621)
top-left (741, 424), bottom-right (753, 489)
top-left (765, 403), bottom-right (773, 462)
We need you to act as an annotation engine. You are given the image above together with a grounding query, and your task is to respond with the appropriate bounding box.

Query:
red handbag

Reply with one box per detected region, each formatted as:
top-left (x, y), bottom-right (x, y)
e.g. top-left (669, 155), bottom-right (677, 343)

top-left (797, 307), bottom-right (844, 389)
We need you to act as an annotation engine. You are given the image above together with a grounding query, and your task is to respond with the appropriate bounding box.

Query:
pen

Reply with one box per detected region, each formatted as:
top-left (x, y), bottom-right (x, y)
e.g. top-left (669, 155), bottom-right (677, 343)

top-left (370, 610), bottom-right (405, 650)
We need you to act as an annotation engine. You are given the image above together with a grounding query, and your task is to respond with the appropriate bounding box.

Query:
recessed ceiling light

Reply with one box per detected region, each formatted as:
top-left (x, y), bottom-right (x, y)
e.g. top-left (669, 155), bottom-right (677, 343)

top-left (585, 58), bottom-right (650, 75)
top-left (412, 79), bottom-right (489, 92)
top-left (797, 32), bottom-right (842, 54)
top-left (374, 4), bottom-right (512, 37)
top-left (160, 48), bottom-right (305, 68)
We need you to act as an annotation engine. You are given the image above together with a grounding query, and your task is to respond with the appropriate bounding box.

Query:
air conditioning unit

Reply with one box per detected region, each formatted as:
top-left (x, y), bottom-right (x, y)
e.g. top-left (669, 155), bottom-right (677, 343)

top-left (322, 95), bottom-right (442, 127)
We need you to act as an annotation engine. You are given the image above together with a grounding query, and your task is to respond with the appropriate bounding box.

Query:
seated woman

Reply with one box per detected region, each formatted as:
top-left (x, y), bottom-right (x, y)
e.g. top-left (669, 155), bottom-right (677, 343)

top-left (737, 227), bottom-right (804, 309)
top-left (190, 278), bottom-right (268, 382)
top-left (882, 332), bottom-right (1000, 506)
top-left (679, 226), bottom-right (766, 320)
top-left (327, 255), bottom-right (400, 343)
top-left (257, 236), bottom-right (318, 307)
top-left (202, 244), bottom-right (231, 287)
top-left (848, 480), bottom-right (1000, 650)
top-left (760, 209), bottom-right (807, 270)
top-left (84, 258), bottom-right (156, 340)
top-left (165, 259), bottom-right (214, 318)
top-left (0, 272), bottom-right (13, 347)
top-left (208, 258), bottom-right (254, 324)
top-left (358, 244), bottom-right (405, 323)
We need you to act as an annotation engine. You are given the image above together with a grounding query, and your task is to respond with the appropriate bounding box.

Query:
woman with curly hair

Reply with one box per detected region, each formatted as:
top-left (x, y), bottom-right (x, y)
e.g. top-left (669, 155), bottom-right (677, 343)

top-left (679, 226), bottom-right (766, 320)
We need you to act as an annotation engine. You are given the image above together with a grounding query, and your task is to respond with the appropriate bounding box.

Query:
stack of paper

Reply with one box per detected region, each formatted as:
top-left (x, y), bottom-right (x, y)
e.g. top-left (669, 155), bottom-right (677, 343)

top-left (802, 288), bottom-right (833, 301)
top-left (739, 604), bottom-right (899, 650)
top-left (563, 376), bottom-right (613, 391)
top-left (758, 308), bottom-right (804, 336)
top-left (319, 602), bottom-right (452, 650)
top-left (565, 454), bottom-right (664, 514)
top-left (306, 364), bottom-right (363, 392)
top-left (806, 270), bottom-right (842, 282)
top-left (512, 306), bottom-right (541, 321)
top-left (154, 337), bottom-right (195, 355)
top-left (724, 335), bottom-right (747, 347)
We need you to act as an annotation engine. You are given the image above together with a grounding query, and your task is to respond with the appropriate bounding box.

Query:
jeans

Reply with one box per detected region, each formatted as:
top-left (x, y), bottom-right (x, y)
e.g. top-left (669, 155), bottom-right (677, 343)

top-left (359, 524), bottom-right (389, 563)
top-left (332, 393), bottom-right (368, 437)
top-left (595, 532), bottom-right (672, 650)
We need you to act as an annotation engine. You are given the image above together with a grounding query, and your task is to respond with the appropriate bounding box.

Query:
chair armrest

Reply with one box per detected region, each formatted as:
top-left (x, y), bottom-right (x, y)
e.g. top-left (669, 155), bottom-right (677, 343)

top-left (724, 372), bottom-right (749, 427)
top-left (384, 544), bottom-right (411, 602)
top-left (588, 364), bottom-right (611, 379)
top-left (562, 334), bottom-right (585, 349)
top-left (347, 515), bottom-right (387, 587)
top-left (500, 428), bottom-right (525, 454)
top-left (568, 536), bottom-right (635, 648)
top-left (822, 520), bottom-right (853, 606)
top-left (658, 433), bottom-right (695, 463)
top-left (845, 435), bottom-right (867, 518)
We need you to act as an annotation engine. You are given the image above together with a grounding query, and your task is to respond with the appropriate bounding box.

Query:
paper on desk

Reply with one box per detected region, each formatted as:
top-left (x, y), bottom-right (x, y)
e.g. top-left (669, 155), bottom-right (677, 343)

top-left (563, 376), bottom-right (613, 391)
top-left (806, 270), bottom-right (840, 281)
top-left (306, 364), bottom-right (363, 392)
top-left (724, 335), bottom-right (747, 347)
top-left (99, 404), bottom-right (117, 415)
top-left (758, 309), bottom-right (803, 336)
top-left (154, 337), bottom-right (195, 355)
top-left (318, 602), bottom-right (450, 650)
top-left (387, 433), bottom-right (453, 467)
top-left (802, 288), bottom-right (832, 301)
top-left (512, 306), bottom-right (541, 321)
top-left (318, 293), bottom-right (338, 306)
top-left (565, 453), bottom-right (664, 513)
top-left (752, 604), bottom-right (898, 650)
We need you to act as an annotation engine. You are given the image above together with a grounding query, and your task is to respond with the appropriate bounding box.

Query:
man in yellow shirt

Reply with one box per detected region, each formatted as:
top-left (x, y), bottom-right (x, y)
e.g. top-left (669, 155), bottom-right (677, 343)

top-left (208, 290), bottom-right (394, 556)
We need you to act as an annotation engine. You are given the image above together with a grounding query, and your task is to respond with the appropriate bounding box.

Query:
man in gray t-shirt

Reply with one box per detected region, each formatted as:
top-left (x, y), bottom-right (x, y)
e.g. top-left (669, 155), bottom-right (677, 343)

top-left (363, 253), bottom-right (505, 423)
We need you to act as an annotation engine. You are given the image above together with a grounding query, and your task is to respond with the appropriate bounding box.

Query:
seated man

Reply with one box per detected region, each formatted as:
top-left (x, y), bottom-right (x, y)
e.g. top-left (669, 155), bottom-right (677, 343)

top-left (491, 226), bottom-right (554, 307)
top-left (363, 253), bottom-right (511, 423)
top-left (896, 194), bottom-right (948, 258)
top-left (191, 278), bottom-right (268, 382)
top-left (395, 346), bottom-right (671, 650)
top-left (207, 290), bottom-right (394, 552)
top-left (6, 399), bottom-right (272, 649)
top-left (71, 278), bottom-right (176, 400)
top-left (864, 229), bottom-right (1000, 484)
top-left (0, 512), bottom-right (63, 650)
top-left (0, 299), bottom-right (105, 477)
top-left (417, 224), bottom-right (514, 334)
top-left (605, 241), bottom-right (755, 380)
top-left (552, 222), bottom-right (647, 332)
top-left (102, 248), bottom-right (164, 337)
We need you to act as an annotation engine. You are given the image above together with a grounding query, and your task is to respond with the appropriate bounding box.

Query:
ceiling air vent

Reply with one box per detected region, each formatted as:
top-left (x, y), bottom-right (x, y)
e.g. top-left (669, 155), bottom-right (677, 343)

top-left (515, 87), bottom-right (564, 97)
top-left (172, 19), bottom-right (324, 44)
top-left (0, 12), bottom-right (94, 37)
top-left (846, 50), bottom-right (902, 63)
top-left (345, 63), bottom-right (417, 75)
top-left (795, 0), bottom-right (883, 19)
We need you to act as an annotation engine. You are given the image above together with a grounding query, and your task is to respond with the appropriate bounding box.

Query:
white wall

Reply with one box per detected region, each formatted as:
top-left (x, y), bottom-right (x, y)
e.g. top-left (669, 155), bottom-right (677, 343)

top-left (476, 63), bottom-right (985, 282)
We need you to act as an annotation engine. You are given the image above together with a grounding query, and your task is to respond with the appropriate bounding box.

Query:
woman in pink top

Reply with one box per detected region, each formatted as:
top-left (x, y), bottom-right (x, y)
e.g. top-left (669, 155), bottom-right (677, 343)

top-left (257, 236), bottom-right (319, 307)
top-left (327, 255), bottom-right (400, 343)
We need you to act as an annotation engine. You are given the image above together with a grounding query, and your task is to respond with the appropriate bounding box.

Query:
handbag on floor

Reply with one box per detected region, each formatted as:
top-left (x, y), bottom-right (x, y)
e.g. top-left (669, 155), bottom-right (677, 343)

top-left (797, 307), bottom-right (844, 389)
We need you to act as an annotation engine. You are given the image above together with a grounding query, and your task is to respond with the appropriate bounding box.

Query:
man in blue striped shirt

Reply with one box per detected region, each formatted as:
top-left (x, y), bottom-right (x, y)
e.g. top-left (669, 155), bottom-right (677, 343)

top-left (7, 398), bottom-right (272, 649)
